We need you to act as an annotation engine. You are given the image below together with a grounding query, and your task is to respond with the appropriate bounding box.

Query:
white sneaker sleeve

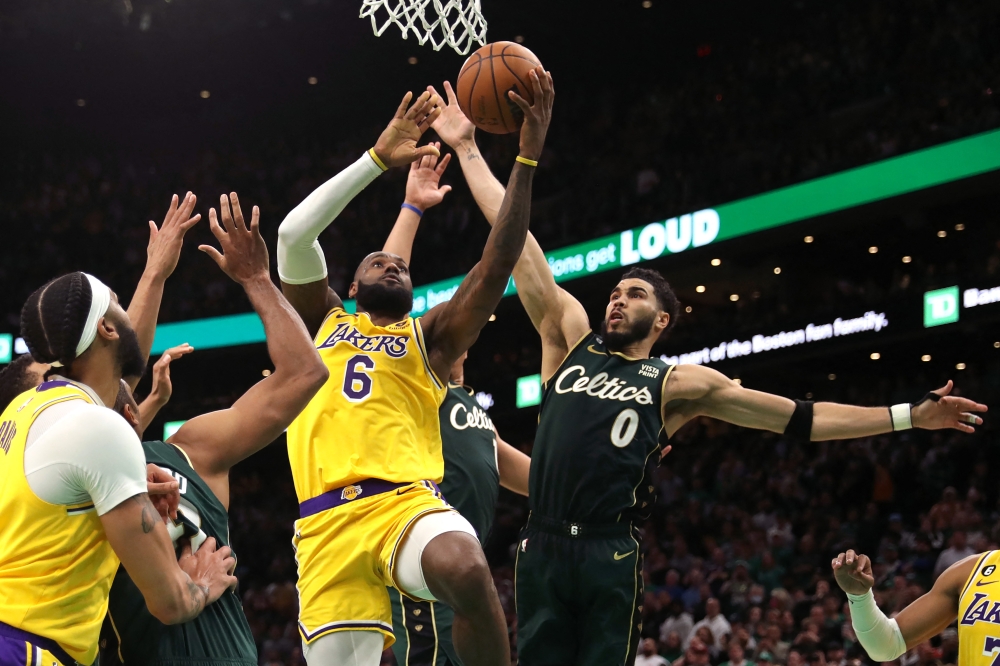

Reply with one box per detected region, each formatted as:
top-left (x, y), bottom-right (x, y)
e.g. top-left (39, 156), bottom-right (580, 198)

top-left (847, 590), bottom-right (907, 662)
top-left (24, 403), bottom-right (148, 515)
top-left (277, 152), bottom-right (385, 285)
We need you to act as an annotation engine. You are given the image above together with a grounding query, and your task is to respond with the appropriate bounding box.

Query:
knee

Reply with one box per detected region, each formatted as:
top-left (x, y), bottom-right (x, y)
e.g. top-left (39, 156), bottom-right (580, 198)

top-left (423, 533), bottom-right (495, 610)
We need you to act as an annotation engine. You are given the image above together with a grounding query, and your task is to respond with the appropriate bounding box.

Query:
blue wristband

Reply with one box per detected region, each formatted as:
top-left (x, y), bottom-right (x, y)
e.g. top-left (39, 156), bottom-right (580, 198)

top-left (401, 203), bottom-right (424, 218)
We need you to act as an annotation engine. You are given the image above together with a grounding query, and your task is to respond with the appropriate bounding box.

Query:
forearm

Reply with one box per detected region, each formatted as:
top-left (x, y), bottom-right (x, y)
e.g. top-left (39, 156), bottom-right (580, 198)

top-left (480, 162), bottom-right (535, 285)
top-left (277, 152), bottom-right (384, 284)
top-left (382, 206), bottom-right (422, 264)
top-left (242, 275), bottom-right (322, 375)
top-left (811, 403), bottom-right (893, 441)
top-left (455, 140), bottom-right (505, 224)
top-left (137, 394), bottom-right (167, 435)
top-left (497, 438), bottom-right (530, 496)
top-left (125, 271), bottom-right (167, 390)
top-left (158, 572), bottom-right (210, 624)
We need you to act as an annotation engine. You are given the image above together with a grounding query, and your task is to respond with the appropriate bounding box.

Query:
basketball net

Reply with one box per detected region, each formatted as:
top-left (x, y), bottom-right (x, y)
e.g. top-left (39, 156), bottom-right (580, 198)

top-left (359, 0), bottom-right (487, 55)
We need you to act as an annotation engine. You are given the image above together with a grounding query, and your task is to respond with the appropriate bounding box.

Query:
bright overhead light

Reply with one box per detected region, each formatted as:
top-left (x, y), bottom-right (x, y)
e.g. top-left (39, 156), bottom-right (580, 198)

top-left (200, 90), bottom-right (210, 99)
top-left (488, 314), bottom-right (496, 321)
top-left (956, 362), bottom-right (967, 370)
top-left (695, 285), bottom-right (706, 293)
top-left (995, 341), bottom-right (1000, 349)
top-left (921, 355), bottom-right (931, 362)
top-left (729, 294), bottom-right (739, 302)
top-left (514, 35), bottom-right (525, 43)
top-left (308, 76), bottom-right (318, 85)
top-left (262, 369), bottom-right (271, 377)
top-left (711, 258), bottom-right (721, 266)
top-left (828, 374), bottom-right (836, 381)
top-left (870, 352), bottom-right (881, 360)
top-left (76, 98), bottom-right (86, 107)
top-left (641, 0), bottom-right (652, 7)
top-left (684, 306), bottom-right (692, 313)
top-left (937, 230), bottom-right (947, 238)
top-left (955, 223), bottom-right (965, 231)
top-left (733, 377), bottom-right (741, 385)
top-left (773, 267), bottom-right (781, 275)
top-left (804, 235), bottom-right (814, 244)
top-left (868, 246), bottom-right (878, 254)
top-left (902, 256), bottom-right (912, 263)
top-left (408, 56), bottom-right (418, 65)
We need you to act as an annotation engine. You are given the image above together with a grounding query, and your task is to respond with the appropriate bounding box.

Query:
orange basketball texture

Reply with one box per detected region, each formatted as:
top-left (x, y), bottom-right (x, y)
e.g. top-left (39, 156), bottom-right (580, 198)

top-left (456, 42), bottom-right (543, 134)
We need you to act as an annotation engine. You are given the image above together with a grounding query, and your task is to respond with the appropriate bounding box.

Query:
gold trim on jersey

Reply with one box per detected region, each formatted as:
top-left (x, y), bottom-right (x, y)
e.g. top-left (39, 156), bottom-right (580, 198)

top-left (106, 609), bottom-right (126, 663)
top-left (962, 551), bottom-right (993, 599)
top-left (412, 318), bottom-right (444, 390)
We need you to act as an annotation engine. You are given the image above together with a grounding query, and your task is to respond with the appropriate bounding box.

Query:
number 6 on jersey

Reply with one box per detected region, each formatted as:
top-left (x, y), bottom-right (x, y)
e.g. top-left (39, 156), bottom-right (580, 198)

top-left (343, 354), bottom-right (375, 401)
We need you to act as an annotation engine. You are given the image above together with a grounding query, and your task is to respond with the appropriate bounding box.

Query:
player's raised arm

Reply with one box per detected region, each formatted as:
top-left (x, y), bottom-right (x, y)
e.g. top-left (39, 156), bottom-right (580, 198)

top-left (125, 193), bottom-right (201, 390)
top-left (496, 431), bottom-right (530, 496)
top-left (429, 79), bottom-right (588, 382)
top-left (662, 364), bottom-right (987, 440)
top-left (136, 344), bottom-right (194, 435)
top-left (420, 67), bottom-right (554, 380)
top-left (169, 194), bottom-right (329, 507)
top-left (278, 92), bottom-right (442, 335)
top-left (831, 549), bottom-right (976, 661)
top-left (381, 142), bottom-right (453, 264)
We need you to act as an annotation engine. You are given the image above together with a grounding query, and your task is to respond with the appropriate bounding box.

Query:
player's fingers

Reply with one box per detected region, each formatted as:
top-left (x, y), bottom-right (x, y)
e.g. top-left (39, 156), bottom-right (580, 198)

top-left (167, 343), bottom-right (194, 357)
top-left (952, 421), bottom-right (976, 433)
top-left (219, 193), bottom-right (235, 232)
top-left (422, 105), bottom-right (443, 129)
top-left (229, 192), bottom-right (247, 231)
top-left (436, 152), bottom-right (452, 175)
top-left (181, 213), bottom-right (202, 230)
top-left (405, 91), bottom-right (432, 120)
top-left (201, 537), bottom-right (218, 553)
top-left (250, 205), bottom-right (261, 237)
top-left (934, 380), bottom-right (954, 397)
top-left (439, 185), bottom-right (453, 197)
top-left (147, 220), bottom-right (158, 243)
top-left (207, 208), bottom-right (226, 241)
top-left (414, 144), bottom-right (441, 159)
top-left (179, 540), bottom-right (193, 561)
top-left (198, 245), bottom-right (225, 267)
top-left (215, 545), bottom-right (233, 560)
top-left (528, 67), bottom-right (544, 102)
top-left (155, 353), bottom-right (172, 369)
top-left (395, 91), bottom-right (413, 118)
top-left (443, 80), bottom-right (458, 106)
top-left (147, 480), bottom-right (179, 494)
top-left (178, 191), bottom-right (196, 219)
top-left (508, 90), bottom-right (531, 114)
top-left (845, 549), bottom-right (856, 566)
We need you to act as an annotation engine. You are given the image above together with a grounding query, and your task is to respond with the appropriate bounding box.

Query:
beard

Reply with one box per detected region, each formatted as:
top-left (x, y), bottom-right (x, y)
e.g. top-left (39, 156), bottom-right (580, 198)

top-left (355, 279), bottom-right (414, 321)
top-left (116, 322), bottom-right (147, 379)
top-left (601, 309), bottom-right (656, 352)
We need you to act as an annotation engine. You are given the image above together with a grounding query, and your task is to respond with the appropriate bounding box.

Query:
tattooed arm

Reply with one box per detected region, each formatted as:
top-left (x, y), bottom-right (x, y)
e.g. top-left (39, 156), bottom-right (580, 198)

top-left (421, 67), bottom-right (554, 380)
top-left (101, 493), bottom-right (237, 623)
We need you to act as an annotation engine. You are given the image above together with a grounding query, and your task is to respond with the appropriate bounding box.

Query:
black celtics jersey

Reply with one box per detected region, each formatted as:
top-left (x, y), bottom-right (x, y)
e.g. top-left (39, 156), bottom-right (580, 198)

top-left (100, 440), bottom-right (257, 666)
top-left (440, 383), bottom-right (500, 544)
top-left (530, 332), bottom-right (673, 524)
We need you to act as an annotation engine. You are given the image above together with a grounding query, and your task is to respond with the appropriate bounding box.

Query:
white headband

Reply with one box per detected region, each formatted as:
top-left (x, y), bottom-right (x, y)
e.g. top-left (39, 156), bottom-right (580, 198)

top-left (49, 273), bottom-right (112, 367)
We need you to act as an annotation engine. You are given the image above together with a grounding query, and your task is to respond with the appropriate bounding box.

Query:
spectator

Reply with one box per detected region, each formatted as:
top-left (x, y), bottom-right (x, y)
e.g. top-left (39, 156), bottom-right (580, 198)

top-left (673, 638), bottom-right (711, 666)
top-left (690, 598), bottom-right (731, 651)
top-left (721, 643), bottom-right (751, 666)
top-left (636, 638), bottom-right (672, 666)
top-left (661, 631), bottom-right (685, 663)
top-left (933, 530), bottom-right (975, 579)
top-left (765, 623), bottom-right (791, 664)
top-left (661, 599), bottom-right (695, 647)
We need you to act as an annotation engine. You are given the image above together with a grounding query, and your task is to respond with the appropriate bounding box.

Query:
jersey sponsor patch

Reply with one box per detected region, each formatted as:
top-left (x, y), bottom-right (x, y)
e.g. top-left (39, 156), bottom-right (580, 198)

top-left (985, 565), bottom-right (996, 577)
top-left (638, 364), bottom-right (660, 379)
top-left (317, 322), bottom-right (408, 358)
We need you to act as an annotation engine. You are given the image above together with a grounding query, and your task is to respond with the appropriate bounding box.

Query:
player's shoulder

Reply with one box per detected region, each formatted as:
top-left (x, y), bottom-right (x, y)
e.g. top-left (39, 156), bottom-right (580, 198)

top-left (941, 551), bottom-right (992, 594)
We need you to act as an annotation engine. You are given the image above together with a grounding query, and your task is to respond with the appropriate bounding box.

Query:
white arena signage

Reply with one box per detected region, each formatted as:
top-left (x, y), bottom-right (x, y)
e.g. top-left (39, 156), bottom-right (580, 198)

top-left (661, 311), bottom-right (889, 366)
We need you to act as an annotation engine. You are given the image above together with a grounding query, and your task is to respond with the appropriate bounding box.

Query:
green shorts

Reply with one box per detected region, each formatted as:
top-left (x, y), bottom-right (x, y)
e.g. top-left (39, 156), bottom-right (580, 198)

top-left (515, 515), bottom-right (643, 666)
top-left (389, 588), bottom-right (460, 666)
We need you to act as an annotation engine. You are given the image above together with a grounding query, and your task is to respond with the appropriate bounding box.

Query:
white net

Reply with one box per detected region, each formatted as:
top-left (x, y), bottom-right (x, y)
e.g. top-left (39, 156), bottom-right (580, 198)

top-left (359, 0), bottom-right (487, 56)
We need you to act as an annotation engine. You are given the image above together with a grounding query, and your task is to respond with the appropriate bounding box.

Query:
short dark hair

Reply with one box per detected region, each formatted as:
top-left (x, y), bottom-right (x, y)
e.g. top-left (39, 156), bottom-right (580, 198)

top-left (0, 355), bottom-right (41, 412)
top-left (621, 267), bottom-right (680, 335)
top-left (20, 272), bottom-right (94, 369)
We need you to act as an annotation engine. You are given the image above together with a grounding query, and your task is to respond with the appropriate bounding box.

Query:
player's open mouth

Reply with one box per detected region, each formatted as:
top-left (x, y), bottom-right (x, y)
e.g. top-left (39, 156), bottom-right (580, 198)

top-left (381, 275), bottom-right (401, 285)
top-left (609, 311), bottom-right (624, 323)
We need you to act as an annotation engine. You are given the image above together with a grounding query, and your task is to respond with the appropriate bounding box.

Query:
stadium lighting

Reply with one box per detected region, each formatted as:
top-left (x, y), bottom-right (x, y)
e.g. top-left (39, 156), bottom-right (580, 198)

top-left (76, 99), bottom-right (86, 107)
top-left (956, 362), bottom-right (967, 370)
top-left (995, 342), bottom-right (1000, 348)
top-left (711, 258), bottom-right (721, 266)
top-left (921, 355), bottom-right (931, 362)
top-left (870, 352), bottom-right (881, 360)
top-left (773, 267), bottom-right (781, 274)
top-left (489, 314), bottom-right (497, 321)
top-left (308, 77), bottom-right (318, 85)
top-left (828, 374), bottom-right (836, 380)
top-left (868, 246), bottom-right (878, 254)
top-left (408, 56), bottom-right (418, 64)
top-left (262, 369), bottom-right (271, 377)
top-left (641, 0), bottom-right (652, 7)
top-left (902, 256), bottom-right (912, 263)
top-left (955, 223), bottom-right (965, 231)
top-left (804, 235), bottom-right (814, 243)
top-left (685, 306), bottom-right (693, 313)
top-left (729, 294), bottom-right (739, 301)
top-left (937, 230), bottom-right (947, 237)
top-left (514, 35), bottom-right (525, 43)
top-left (695, 285), bottom-right (706, 293)
top-left (200, 90), bottom-right (210, 99)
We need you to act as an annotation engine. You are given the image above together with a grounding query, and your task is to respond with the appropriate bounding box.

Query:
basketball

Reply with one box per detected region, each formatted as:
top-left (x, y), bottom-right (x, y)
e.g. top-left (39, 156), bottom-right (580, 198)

top-left (456, 41), bottom-right (543, 134)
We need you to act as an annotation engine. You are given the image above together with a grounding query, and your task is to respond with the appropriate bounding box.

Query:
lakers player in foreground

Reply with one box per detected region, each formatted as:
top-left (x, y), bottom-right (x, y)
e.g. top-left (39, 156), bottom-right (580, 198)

top-left (276, 70), bottom-right (553, 666)
top-left (0, 271), bottom-right (236, 666)
top-left (99, 194), bottom-right (328, 665)
top-left (381, 154), bottom-right (531, 665)
top-left (427, 78), bottom-right (989, 666)
top-left (831, 548), bottom-right (1000, 664)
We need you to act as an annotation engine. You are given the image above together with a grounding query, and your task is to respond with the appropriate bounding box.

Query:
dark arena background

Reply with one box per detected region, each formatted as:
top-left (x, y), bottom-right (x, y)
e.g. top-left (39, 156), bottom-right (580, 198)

top-left (1, 0), bottom-right (999, 664)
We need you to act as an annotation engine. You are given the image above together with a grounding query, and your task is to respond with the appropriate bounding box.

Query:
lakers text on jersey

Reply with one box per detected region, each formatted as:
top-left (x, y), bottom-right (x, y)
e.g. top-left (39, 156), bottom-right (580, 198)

top-left (959, 551), bottom-right (1000, 665)
top-left (0, 381), bottom-right (117, 666)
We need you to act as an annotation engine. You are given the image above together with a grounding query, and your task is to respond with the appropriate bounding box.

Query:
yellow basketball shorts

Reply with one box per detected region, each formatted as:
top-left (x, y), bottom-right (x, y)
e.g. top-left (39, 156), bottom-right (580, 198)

top-left (293, 481), bottom-right (453, 648)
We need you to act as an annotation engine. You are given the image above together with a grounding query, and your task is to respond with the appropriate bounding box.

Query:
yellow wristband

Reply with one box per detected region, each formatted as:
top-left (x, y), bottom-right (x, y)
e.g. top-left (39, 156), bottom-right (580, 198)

top-left (515, 155), bottom-right (538, 167)
top-left (368, 148), bottom-right (388, 172)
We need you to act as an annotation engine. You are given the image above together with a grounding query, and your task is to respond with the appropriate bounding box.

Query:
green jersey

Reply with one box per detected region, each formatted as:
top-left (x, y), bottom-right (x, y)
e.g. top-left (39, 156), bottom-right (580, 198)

top-left (530, 332), bottom-right (673, 524)
top-left (100, 440), bottom-right (257, 666)
top-left (439, 383), bottom-right (500, 544)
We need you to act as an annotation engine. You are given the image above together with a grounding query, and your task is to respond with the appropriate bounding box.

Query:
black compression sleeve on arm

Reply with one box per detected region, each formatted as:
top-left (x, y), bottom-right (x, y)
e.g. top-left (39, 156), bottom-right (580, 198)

top-left (784, 399), bottom-right (815, 441)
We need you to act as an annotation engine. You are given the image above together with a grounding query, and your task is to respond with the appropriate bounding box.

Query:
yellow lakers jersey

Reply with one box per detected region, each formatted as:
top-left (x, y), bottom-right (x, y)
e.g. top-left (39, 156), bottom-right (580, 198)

top-left (287, 308), bottom-right (447, 502)
top-left (958, 550), bottom-right (1000, 665)
top-left (0, 380), bottom-right (121, 665)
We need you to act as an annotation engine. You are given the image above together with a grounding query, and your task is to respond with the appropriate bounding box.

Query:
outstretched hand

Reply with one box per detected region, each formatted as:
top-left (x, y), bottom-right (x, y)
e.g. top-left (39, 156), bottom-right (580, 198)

top-left (912, 380), bottom-right (988, 433)
top-left (199, 193), bottom-right (269, 285)
top-left (147, 192), bottom-right (201, 280)
top-left (508, 66), bottom-right (554, 161)
top-left (404, 142), bottom-right (453, 211)
top-left (148, 344), bottom-right (194, 407)
top-left (428, 81), bottom-right (476, 149)
top-left (373, 91), bottom-right (444, 168)
top-left (831, 550), bottom-right (874, 596)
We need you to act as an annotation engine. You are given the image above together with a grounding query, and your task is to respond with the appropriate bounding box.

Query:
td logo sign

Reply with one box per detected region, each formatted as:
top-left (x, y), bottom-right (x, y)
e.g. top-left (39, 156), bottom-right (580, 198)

top-left (924, 287), bottom-right (959, 328)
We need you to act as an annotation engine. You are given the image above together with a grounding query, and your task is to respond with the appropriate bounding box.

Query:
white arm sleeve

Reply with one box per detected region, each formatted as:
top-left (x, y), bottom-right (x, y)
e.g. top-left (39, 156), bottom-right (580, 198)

top-left (277, 152), bottom-right (385, 284)
top-left (847, 590), bottom-right (907, 662)
top-left (25, 405), bottom-right (148, 515)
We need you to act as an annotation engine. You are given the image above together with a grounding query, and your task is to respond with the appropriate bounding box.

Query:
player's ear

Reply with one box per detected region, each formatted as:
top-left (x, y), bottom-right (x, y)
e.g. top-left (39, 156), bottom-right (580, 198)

top-left (348, 281), bottom-right (359, 298)
top-left (95, 316), bottom-right (120, 342)
top-left (655, 311), bottom-right (670, 333)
